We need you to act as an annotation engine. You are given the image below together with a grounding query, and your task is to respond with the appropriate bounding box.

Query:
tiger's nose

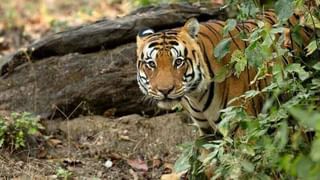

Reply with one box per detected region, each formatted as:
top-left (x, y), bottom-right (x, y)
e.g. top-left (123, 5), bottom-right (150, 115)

top-left (158, 86), bottom-right (174, 96)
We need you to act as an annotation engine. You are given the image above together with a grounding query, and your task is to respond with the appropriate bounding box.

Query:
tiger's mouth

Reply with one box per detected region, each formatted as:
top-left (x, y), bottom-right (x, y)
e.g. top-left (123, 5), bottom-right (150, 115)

top-left (157, 98), bottom-right (181, 110)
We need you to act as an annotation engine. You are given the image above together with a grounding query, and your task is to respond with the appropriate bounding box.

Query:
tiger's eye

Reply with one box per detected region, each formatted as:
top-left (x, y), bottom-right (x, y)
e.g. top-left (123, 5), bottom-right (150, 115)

top-left (174, 58), bottom-right (184, 68)
top-left (146, 61), bottom-right (156, 68)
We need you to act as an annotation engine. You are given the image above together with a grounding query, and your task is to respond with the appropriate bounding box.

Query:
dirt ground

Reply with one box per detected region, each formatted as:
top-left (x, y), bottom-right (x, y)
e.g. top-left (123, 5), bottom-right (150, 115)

top-left (0, 112), bottom-right (197, 179)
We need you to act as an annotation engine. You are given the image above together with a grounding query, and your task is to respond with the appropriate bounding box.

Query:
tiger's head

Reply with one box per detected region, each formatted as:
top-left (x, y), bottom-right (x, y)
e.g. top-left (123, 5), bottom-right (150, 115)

top-left (136, 18), bottom-right (212, 109)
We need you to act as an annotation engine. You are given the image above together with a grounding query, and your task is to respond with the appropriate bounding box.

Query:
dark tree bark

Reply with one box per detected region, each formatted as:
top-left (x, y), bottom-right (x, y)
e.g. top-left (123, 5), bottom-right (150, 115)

top-left (0, 3), bottom-right (224, 119)
top-left (0, 43), bottom-right (145, 118)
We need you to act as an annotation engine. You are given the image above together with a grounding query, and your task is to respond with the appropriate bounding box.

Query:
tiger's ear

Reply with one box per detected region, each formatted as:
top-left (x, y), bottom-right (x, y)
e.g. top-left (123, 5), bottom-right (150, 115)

top-left (137, 28), bottom-right (154, 49)
top-left (137, 28), bottom-right (154, 46)
top-left (137, 28), bottom-right (154, 38)
top-left (183, 18), bottom-right (200, 38)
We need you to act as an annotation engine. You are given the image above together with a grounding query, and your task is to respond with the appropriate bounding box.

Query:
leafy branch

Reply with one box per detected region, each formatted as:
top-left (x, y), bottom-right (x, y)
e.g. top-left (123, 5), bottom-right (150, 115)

top-left (175, 0), bottom-right (320, 179)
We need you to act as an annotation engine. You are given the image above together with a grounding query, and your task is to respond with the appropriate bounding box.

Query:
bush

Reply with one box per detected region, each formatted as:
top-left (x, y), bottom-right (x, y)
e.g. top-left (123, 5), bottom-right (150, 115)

top-left (56, 167), bottom-right (73, 180)
top-left (174, 0), bottom-right (320, 179)
top-left (0, 112), bottom-right (43, 150)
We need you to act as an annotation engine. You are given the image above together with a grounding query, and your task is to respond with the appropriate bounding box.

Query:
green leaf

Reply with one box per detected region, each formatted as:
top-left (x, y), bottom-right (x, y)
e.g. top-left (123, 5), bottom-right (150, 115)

top-left (230, 50), bottom-right (247, 77)
top-left (311, 78), bottom-right (320, 89)
top-left (313, 62), bottom-right (320, 70)
top-left (177, 142), bottom-right (193, 150)
top-left (240, 144), bottom-right (255, 156)
top-left (304, 13), bottom-right (320, 29)
top-left (274, 121), bottom-right (288, 150)
top-left (214, 38), bottom-right (231, 61)
top-left (279, 154), bottom-right (293, 172)
top-left (291, 25), bottom-right (303, 47)
top-left (56, 167), bottom-right (72, 179)
top-left (218, 120), bottom-right (230, 137)
top-left (310, 138), bottom-right (320, 162)
top-left (305, 40), bottom-right (317, 56)
top-left (202, 143), bottom-right (219, 149)
top-left (174, 143), bottom-right (193, 173)
top-left (295, 155), bottom-right (313, 178)
top-left (288, 107), bottom-right (320, 130)
top-left (202, 149), bottom-right (219, 165)
top-left (275, 0), bottom-right (294, 22)
top-left (27, 127), bottom-right (38, 135)
top-left (223, 19), bottom-right (237, 37)
top-left (243, 90), bottom-right (260, 99)
top-left (241, 160), bottom-right (255, 173)
top-left (213, 66), bottom-right (231, 83)
top-left (245, 41), bottom-right (269, 67)
top-left (174, 154), bottom-right (191, 173)
top-left (270, 27), bottom-right (286, 34)
top-left (248, 28), bottom-right (263, 43)
top-left (194, 137), bottom-right (208, 148)
top-left (262, 29), bottom-right (275, 48)
top-left (237, 1), bottom-right (259, 19)
top-left (294, 0), bottom-right (305, 9)
top-left (272, 63), bottom-right (284, 83)
top-left (285, 63), bottom-right (310, 81)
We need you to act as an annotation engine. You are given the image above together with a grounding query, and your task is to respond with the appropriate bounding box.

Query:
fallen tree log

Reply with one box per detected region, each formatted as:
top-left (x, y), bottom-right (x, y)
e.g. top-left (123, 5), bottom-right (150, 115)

top-left (0, 44), bottom-right (142, 118)
top-left (0, 3), bottom-right (224, 75)
top-left (0, 3), bottom-right (224, 119)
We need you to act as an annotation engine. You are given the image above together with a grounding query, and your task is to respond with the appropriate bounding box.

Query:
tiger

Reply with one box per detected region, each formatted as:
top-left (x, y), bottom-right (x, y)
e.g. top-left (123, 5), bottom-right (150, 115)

top-left (136, 10), bottom-right (314, 136)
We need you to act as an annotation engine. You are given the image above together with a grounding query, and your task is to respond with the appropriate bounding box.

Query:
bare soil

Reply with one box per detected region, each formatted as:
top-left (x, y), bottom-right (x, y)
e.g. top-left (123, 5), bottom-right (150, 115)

top-left (0, 112), bottom-right (196, 179)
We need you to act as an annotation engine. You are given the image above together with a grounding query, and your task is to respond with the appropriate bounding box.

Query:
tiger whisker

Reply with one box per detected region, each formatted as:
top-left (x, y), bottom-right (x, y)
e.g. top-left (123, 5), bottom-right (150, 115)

top-left (139, 95), bottom-right (157, 106)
